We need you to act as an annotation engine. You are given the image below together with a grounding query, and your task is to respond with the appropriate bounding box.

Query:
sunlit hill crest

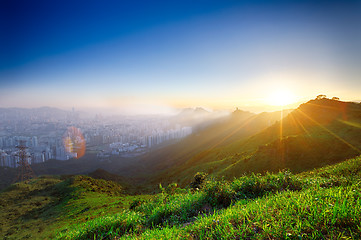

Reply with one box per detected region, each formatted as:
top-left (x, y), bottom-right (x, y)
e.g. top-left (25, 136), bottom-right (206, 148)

top-left (138, 96), bottom-right (361, 187)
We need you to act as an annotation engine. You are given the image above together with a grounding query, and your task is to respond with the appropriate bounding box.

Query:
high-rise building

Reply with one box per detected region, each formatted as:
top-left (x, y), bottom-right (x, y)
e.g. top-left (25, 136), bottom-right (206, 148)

top-left (32, 136), bottom-right (38, 147)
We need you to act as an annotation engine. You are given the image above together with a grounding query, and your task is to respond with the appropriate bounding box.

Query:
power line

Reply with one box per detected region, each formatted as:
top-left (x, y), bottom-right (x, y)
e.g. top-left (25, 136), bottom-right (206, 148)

top-left (14, 140), bottom-right (36, 182)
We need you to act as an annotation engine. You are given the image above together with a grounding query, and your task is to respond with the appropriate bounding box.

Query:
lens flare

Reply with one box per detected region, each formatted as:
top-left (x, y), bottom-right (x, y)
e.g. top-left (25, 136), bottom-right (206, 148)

top-left (63, 126), bottom-right (86, 159)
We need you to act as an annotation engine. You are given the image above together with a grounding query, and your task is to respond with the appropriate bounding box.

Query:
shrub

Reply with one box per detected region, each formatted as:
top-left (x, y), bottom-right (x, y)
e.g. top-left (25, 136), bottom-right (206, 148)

top-left (203, 180), bottom-right (236, 208)
top-left (231, 170), bottom-right (303, 200)
top-left (190, 172), bottom-right (208, 190)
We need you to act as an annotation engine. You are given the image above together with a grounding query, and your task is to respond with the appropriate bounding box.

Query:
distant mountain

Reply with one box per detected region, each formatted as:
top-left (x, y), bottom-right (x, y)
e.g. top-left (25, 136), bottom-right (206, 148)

top-left (0, 106), bottom-right (68, 114)
top-left (178, 107), bottom-right (209, 116)
top-left (0, 107), bottom-right (69, 122)
top-left (170, 107), bottom-right (221, 128)
top-left (154, 98), bottom-right (361, 186)
top-left (0, 106), bottom-right (94, 122)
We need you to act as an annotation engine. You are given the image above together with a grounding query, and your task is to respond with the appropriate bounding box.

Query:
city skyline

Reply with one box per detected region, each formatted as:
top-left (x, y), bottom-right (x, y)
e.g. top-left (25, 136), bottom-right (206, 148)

top-left (0, 105), bottom-right (199, 168)
top-left (1, 0), bottom-right (360, 114)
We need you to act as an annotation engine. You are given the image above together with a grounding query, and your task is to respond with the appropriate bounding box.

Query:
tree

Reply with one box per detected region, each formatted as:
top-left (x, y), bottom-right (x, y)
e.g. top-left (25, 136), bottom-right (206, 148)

top-left (316, 94), bottom-right (327, 100)
top-left (332, 97), bottom-right (340, 101)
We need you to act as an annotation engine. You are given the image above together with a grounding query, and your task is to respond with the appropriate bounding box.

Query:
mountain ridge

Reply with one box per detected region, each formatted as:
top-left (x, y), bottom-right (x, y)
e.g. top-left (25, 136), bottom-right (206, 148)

top-left (148, 98), bottom-right (361, 186)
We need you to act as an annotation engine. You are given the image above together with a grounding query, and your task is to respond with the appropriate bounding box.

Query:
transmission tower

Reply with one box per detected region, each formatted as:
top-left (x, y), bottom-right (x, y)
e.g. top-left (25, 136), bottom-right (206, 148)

top-left (14, 140), bottom-right (35, 182)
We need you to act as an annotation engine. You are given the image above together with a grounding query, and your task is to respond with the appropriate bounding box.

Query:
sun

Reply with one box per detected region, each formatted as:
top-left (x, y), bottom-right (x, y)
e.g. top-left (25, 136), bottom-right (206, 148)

top-left (267, 89), bottom-right (296, 107)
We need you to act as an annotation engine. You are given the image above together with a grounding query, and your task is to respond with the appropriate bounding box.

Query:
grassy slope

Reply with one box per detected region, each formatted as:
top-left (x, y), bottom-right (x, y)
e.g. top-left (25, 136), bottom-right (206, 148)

top-left (0, 167), bottom-right (17, 190)
top-left (158, 99), bottom-right (361, 187)
top-left (0, 153), bottom-right (139, 192)
top-left (57, 155), bottom-right (361, 239)
top-left (136, 110), bottom-right (292, 188)
top-left (0, 175), bottom-right (151, 240)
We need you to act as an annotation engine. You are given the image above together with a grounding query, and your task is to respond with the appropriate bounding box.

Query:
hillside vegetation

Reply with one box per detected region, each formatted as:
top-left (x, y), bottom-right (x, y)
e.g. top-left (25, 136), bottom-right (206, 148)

top-left (154, 99), bottom-right (361, 187)
top-left (3, 155), bottom-right (360, 239)
top-left (55, 155), bottom-right (361, 239)
top-left (133, 109), bottom-right (293, 189)
top-left (0, 175), bottom-right (151, 240)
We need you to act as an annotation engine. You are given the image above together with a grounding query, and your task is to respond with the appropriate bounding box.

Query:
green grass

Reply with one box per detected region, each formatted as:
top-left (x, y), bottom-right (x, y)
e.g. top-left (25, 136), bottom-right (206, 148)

top-left (56, 155), bottom-right (361, 239)
top-left (0, 175), bottom-right (152, 240)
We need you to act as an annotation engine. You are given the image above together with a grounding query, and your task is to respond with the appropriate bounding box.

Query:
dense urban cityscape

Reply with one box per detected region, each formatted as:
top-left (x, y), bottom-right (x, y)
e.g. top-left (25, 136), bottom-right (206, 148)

top-left (0, 107), bottom-right (194, 168)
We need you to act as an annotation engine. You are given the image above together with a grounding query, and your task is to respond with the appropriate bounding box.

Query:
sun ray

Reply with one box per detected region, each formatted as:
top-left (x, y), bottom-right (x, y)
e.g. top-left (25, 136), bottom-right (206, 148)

top-left (297, 109), bottom-right (361, 154)
top-left (294, 115), bottom-right (312, 137)
top-left (287, 110), bottom-right (313, 137)
top-left (208, 114), bottom-right (260, 150)
top-left (279, 109), bottom-right (285, 164)
top-left (338, 120), bottom-right (361, 129)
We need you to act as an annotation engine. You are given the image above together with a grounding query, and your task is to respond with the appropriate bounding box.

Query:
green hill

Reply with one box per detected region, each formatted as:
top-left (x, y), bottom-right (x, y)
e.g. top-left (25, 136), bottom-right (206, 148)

top-left (224, 98), bottom-right (361, 175)
top-left (0, 175), bottom-right (150, 240)
top-left (3, 155), bottom-right (361, 239)
top-left (56, 155), bottom-right (361, 239)
top-left (152, 99), bottom-right (361, 186)
top-left (0, 167), bottom-right (17, 190)
top-left (0, 153), bottom-right (138, 192)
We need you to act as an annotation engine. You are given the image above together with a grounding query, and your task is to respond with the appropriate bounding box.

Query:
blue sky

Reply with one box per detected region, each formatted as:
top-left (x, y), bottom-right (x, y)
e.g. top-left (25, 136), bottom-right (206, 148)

top-left (1, 0), bottom-right (360, 114)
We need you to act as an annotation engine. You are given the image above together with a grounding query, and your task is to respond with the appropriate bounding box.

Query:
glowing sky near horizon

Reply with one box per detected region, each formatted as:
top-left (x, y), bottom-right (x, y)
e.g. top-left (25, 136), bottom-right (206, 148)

top-left (1, 0), bottom-right (360, 114)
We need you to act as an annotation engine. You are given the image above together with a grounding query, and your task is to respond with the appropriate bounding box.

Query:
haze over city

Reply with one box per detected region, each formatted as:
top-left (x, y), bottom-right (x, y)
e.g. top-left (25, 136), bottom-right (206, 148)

top-left (1, 0), bottom-right (360, 114)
